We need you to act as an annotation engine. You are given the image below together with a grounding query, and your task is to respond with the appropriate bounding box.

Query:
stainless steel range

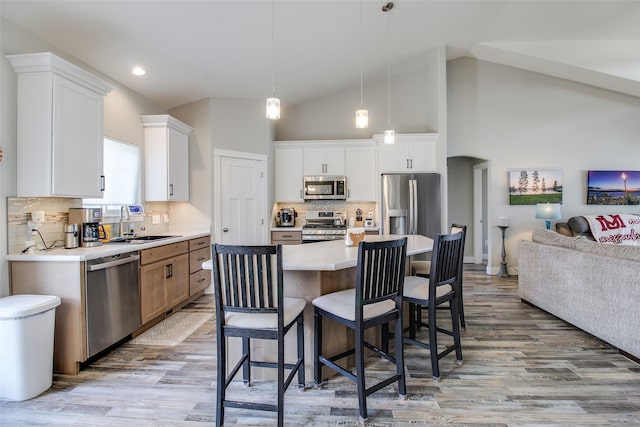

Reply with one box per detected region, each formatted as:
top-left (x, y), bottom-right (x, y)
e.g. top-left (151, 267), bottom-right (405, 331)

top-left (302, 210), bottom-right (347, 243)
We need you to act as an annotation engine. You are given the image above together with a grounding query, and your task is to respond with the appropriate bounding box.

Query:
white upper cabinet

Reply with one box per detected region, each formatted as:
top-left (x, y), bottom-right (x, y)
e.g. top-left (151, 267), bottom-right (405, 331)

top-left (376, 133), bottom-right (439, 173)
top-left (141, 115), bottom-right (192, 201)
top-left (303, 147), bottom-right (345, 175)
top-left (8, 52), bottom-right (113, 198)
top-left (274, 147), bottom-right (304, 202)
top-left (345, 144), bottom-right (377, 201)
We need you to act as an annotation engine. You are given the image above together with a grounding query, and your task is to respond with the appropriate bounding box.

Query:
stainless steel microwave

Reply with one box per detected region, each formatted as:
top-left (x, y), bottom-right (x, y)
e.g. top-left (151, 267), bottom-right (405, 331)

top-left (303, 176), bottom-right (347, 200)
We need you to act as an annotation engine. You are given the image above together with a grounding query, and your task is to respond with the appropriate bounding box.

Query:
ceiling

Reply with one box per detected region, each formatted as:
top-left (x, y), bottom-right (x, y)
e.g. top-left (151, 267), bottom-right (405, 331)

top-left (2, 1), bottom-right (639, 109)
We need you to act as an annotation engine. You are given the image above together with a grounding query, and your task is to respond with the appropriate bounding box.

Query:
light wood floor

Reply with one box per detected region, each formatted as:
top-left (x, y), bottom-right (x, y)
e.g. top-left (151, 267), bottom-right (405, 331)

top-left (2, 267), bottom-right (639, 426)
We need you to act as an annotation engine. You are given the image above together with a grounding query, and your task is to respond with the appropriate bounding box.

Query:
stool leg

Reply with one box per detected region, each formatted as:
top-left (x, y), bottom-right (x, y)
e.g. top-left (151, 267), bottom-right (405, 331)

top-left (429, 303), bottom-right (440, 381)
top-left (277, 324), bottom-right (285, 427)
top-left (395, 311), bottom-right (407, 398)
top-left (242, 337), bottom-right (251, 385)
top-left (355, 323), bottom-right (368, 422)
top-left (451, 296), bottom-right (463, 363)
top-left (297, 314), bottom-right (305, 388)
top-left (216, 333), bottom-right (226, 426)
top-left (314, 308), bottom-right (323, 386)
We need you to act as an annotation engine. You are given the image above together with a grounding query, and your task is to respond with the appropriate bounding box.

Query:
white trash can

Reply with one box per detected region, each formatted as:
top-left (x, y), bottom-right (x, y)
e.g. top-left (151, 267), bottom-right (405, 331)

top-left (0, 294), bottom-right (61, 401)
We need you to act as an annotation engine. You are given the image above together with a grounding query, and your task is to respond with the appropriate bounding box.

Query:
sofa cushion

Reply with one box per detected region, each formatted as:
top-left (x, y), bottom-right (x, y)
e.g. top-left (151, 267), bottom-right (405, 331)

top-left (568, 216), bottom-right (595, 240)
top-left (555, 222), bottom-right (573, 237)
top-left (531, 229), bottom-right (580, 250)
top-left (574, 237), bottom-right (640, 262)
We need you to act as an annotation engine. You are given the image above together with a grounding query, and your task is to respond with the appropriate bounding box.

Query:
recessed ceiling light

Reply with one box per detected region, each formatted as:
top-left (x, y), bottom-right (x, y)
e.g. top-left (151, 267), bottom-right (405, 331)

top-left (132, 66), bottom-right (146, 76)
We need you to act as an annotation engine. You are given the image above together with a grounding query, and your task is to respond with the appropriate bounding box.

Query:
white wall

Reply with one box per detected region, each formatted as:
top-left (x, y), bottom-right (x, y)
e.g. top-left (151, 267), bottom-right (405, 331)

top-left (447, 57), bottom-right (640, 274)
top-left (169, 98), bottom-right (213, 232)
top-left (277, 48), bottom-right (441, 140)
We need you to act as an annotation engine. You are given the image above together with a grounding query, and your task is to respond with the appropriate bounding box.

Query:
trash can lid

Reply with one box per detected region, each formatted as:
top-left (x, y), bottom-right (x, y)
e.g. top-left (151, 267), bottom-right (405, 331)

top-left (0, 295), bottom-right (61, 319)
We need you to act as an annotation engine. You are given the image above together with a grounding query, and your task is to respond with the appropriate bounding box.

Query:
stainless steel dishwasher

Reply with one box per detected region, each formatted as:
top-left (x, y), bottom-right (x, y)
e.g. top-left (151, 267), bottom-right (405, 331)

top-left (85, 251), bottom-right (141, 358)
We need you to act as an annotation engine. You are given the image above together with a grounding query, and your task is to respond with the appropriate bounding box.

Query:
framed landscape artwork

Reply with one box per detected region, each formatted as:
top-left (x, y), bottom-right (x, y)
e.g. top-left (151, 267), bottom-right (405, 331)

top-left (587, 170), bottom-right (640, 205)
top-left (509, 169), bottom-right (563, 205)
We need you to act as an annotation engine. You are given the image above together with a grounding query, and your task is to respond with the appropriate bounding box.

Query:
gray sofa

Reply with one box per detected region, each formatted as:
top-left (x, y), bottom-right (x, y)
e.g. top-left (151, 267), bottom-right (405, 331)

top-left (519, 228), bottom-right (640, 360)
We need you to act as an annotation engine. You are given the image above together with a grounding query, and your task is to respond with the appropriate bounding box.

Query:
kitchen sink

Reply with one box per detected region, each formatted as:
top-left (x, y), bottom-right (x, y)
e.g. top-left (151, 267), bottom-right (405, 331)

top-left (106, 235), bottom-right (181, 244)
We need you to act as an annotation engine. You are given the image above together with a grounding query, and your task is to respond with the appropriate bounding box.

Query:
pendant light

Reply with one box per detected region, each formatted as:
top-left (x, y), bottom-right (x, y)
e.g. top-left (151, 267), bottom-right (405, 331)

top-left (355, 0), bottom-right (368, 128)
top-left (382, 2), bottom-right (395, 144)
top-left (266, 0), bottom-right (280, 120)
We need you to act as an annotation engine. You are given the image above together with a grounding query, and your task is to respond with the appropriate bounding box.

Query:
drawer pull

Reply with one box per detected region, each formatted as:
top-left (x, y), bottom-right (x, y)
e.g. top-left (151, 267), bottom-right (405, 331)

top-left (282, 234), bottom-right (292, 238)
top-left (197, 278), bottom-right (206, 283)
top-left (197, 257), bottom-right (207, 261)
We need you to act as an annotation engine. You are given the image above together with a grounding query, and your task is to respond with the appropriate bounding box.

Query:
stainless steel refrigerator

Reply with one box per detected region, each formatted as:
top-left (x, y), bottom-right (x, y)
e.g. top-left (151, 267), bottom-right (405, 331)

top-left (381, 173), bottom-right (442, 240)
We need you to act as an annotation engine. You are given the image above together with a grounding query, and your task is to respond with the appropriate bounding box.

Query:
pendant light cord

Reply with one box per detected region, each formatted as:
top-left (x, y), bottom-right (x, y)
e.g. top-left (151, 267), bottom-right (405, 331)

top-left (386, 6), bottom-right (391, 128)
top-left (359, 0), bottom-right (364, 110)
top-left (271, 0), bottom-right (276, 98)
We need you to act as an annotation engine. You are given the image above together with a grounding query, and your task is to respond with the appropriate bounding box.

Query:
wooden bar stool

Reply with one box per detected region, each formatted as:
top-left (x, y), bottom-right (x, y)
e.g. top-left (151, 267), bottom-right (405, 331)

top-left (401, 232), bottom-right (465, 381)
top-left (211, 244), bottom-right (305, 427)
top-left (312, 237), bottom-right (407, 423)
top-left (411, 224), bottom-right (467, 329)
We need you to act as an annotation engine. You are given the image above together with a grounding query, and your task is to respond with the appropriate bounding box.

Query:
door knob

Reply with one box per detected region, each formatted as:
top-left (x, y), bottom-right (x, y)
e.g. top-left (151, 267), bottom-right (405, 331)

top-left (223, 228), bottom-right (229, 232)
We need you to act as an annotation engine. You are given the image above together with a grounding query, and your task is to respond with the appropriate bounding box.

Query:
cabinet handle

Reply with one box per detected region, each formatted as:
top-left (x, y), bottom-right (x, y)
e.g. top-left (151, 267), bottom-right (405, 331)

top-left (282, 234), bottom-right (292, 238)
top-left (169, 184), bottom-right (174, 196)
top-left (100, 175), bottom-right (105, 192)
top-left (197, 278), bottom-right (206, 283)
top-left (410, 159), bottom-right (413, 169)
top-left (166, 263), bottom-right (173, 278)
top-left (223, 228), bottom-right (229, 232)
top-left (197, 257), bottom-right (206, 261)
top-left (348, 189), bottom-right (351, 199)
top-left (300, 189), bottom-right (303, 199)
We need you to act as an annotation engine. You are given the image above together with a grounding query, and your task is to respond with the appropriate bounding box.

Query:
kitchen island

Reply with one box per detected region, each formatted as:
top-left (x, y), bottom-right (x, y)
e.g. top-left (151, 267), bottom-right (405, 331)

top-left (206, 234), bottom-right (434, 380)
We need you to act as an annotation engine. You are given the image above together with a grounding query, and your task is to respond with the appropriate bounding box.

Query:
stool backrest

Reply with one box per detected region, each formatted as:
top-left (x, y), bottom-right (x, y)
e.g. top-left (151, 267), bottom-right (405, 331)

top-left (428, 232), bottom-right (465, 299)
top-left (212, 244), bottom-right (282, 317)
top-left (356, 237), bottom-right (407, 315)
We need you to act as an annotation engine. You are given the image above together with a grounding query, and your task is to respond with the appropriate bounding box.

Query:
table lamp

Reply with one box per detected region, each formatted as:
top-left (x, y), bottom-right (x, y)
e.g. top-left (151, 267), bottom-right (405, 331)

top-left (535, 203), bottom-right (562, 229)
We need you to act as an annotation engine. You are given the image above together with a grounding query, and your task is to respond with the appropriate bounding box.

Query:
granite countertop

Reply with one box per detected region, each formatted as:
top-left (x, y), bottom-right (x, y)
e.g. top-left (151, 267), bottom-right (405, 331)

top-left (6, 230), bottom-right (211, 262)
top-left (203, 234), bottom-right (433, 272)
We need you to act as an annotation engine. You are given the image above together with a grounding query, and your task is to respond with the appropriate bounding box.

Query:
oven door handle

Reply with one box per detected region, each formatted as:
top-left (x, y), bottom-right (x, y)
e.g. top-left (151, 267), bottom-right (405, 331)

top-left (87, 255), bottom-right (140, 272)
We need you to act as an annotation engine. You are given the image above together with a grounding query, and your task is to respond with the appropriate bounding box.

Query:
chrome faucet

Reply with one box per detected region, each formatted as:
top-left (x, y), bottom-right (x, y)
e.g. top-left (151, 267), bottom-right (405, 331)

top-left (120, 205), bottom-right (131, 238)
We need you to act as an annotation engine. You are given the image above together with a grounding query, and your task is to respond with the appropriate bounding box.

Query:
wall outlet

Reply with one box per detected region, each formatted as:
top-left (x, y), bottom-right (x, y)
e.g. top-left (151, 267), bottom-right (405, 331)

top-left (152, 214), bottom-right (160, 224)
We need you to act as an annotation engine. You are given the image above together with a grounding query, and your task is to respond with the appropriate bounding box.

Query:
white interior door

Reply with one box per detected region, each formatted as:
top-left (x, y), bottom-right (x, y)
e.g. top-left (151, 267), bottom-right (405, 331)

top-left (216, 153), bottom-right (267, 245)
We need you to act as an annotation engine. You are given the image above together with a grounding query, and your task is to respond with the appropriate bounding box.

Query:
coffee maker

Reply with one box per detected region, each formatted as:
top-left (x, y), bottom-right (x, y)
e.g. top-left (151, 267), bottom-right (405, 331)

top-left (68, 208), bottom-right (105, 247)
top-left (278, 207), bottom-right (297, 227)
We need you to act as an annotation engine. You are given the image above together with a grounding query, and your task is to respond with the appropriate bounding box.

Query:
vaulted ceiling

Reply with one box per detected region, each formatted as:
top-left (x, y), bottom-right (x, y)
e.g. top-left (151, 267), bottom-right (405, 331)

top-left (2, 1), bottom-right (639, 109)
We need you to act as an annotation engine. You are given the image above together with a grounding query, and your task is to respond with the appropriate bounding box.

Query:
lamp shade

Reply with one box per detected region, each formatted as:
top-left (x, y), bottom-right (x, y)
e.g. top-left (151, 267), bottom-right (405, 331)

top-left (266, 97), bottom-right (280, 120)
top-left (384, 129), bottom-right (395, 144)
top-left (535, 203), bottom-right (561, 229)
top-left (355, 109), bottom-right (368, 128)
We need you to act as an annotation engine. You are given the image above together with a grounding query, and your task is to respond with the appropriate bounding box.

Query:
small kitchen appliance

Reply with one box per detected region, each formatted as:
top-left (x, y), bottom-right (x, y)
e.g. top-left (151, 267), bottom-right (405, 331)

top-left (68, 208), bottom-right (105, 247)
top-left (278, 207), bottom-right (297, 227)
top-left (64, 224), bottom-right (79, 249)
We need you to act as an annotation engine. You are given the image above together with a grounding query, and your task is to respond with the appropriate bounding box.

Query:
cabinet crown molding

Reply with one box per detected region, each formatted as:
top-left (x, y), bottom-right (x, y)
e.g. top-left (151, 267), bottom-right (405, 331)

top-left (140, 114), bottom-right (193, 134)
top-left (373, 132), bottom-right (439, 144)
top-left (7, 52), bottom-right (114, 95)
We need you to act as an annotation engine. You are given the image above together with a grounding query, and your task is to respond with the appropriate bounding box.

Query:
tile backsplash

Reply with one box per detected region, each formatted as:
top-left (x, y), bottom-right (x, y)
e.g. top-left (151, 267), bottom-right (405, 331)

top-left (272, 200), bottom-right (377, 227)
top-left (6, 197), bottom-right (171, 254)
